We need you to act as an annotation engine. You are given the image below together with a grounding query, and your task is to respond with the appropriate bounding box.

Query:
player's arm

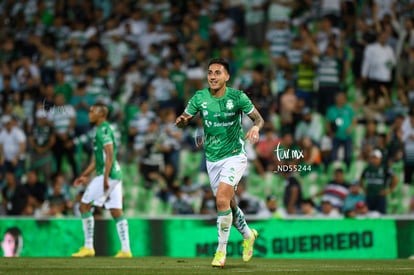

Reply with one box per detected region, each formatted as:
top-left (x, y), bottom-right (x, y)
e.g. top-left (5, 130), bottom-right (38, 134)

top-left (73, 157), bottom-right (96, 186)
top-left (245, 108), bottom-right (264, 144)
top-left (103, 143), bottom-right (114, 191)
top-left (175, 112), bottom-right (193, 128)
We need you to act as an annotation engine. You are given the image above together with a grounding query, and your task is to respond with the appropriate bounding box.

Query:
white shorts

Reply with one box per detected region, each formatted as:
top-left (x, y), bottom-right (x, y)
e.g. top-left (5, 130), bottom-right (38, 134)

top-left (81, 175), bottom-right (123, 209)
top-left (206, 154), bottom-right (248, 196)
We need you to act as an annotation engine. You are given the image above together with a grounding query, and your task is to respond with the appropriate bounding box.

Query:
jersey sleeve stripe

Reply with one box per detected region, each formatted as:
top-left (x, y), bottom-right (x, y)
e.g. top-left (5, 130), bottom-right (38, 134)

top-left (245, 106), bottom-right (254, 115)
top-left (103, 141), bottom-right (113, 146)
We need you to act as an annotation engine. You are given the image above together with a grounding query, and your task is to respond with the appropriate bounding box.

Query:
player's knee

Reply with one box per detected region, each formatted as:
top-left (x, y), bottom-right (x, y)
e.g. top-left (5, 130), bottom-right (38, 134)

top-left (110, 209), bottom-right (123, 218)
top-left (79, 203), bottom-right (91, 213)
top-left (216, 196), bottom-right (230, 211)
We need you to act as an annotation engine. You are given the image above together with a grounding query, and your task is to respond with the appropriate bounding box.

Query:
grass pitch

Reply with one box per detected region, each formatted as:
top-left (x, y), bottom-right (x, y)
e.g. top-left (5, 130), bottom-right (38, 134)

top-left (0, 257), bottom-right (413, 275)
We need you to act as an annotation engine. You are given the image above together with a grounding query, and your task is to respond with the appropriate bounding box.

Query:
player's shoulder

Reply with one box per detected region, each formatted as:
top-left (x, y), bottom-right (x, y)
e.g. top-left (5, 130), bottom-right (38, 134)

top-left (97, 122), bottom-right (113, 134)
top-left (193, 88), bottom-right (210, 97)
top-left (226, 86), bottom-right (248, 98)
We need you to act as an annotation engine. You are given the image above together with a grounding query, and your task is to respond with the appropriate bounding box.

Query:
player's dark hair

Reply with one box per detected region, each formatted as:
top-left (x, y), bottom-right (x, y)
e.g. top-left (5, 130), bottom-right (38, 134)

top-left (208, 58), bottom-right (230, 74)
top-left (4, 227), bottom-right (23, 256)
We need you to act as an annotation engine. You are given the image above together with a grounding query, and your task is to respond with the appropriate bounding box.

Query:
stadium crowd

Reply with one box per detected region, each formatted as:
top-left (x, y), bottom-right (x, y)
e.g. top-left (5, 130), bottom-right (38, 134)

top-left (1, 0), bottom-right (414, 218)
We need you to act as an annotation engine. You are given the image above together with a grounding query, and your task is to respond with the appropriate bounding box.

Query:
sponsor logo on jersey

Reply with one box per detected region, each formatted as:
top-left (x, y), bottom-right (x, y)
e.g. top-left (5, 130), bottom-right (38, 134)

top-left (226, 99), bottom-right (234, 110)
top-left (201, 102), bottom-right (207, 108)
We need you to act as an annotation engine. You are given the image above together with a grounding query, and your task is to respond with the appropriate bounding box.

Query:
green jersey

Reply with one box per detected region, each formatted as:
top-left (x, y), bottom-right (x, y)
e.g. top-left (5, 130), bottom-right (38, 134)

top-left (94, 121), bottom-right (122, 180)
top-left (361, 164), bottom-right (394, 196)
top-left (185, 87), bottom-right (254, 162)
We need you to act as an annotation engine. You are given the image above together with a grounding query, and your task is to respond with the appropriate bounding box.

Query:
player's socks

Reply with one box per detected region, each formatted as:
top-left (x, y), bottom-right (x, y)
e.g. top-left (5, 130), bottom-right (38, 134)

top-left (81, 212), bottom-right (94, 249)
top-left (115, 216), bottom-right (131, 252)
top-left (216, 209), bottom-right (232, 254)
top-left (232, 207), bottom-right (252, 240)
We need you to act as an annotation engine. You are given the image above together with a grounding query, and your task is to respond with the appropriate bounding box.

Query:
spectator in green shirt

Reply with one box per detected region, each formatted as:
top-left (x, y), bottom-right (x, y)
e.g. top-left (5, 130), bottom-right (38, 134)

top-left (54, 70), bottom-right (73, 103)
top-left (326, 92), bottom-right (357, 169)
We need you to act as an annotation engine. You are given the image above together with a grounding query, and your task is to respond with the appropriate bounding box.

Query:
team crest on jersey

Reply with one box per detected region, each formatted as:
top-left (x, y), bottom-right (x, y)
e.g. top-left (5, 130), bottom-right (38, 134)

top-left (201, 102), bottom-right (207, 108)
top-left (226, 99), bottom-right (234, 110)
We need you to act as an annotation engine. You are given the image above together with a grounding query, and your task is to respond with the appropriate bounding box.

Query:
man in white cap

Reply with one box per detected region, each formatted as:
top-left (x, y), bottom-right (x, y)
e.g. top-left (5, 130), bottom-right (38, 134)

top-left (0, 115), bottom-right (27, 178)
top-left (359, 149), bottom-right (398, 214)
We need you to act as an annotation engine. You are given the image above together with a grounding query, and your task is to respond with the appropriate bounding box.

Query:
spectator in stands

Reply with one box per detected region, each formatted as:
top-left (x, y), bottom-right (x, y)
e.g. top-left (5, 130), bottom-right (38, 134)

top-left (313, 167), bottom-right (350, 212)
top-left (401, 106), bottom-right (414, 184)
top-left (360, 149), bottom-right (398, 214)
top-left (279, 86), bottom-right (298, 134)
top-left (294, 107), bottom-right (324, 145)
top-left (24, 170), bottom-right (46, 216)
top-left (243, 0), bottom-right (267, 48)
top-left (343, 180), bottom-right (366, 214)
top-left (71, 81), bottom-right (95, 136)
top-left (300, 198), bottom-right (319, 216)
top-left (360, 120), bottom-right (380, 161)
top-left (253, 81), bottom-right (276, 122)
top-left (235, 178), bottom-right (269, 217)
top-left (295, 49), bottom-right (316, 109)
top-left (148, 65), bottom-right (177, 111)
top-left (0, 75), bottom-right (17, 112)
top-left (245, 63), bottom-right (267, 103)
top-left (326, 92), bottom-right (357, 169)
top-left (210, 9), bottom-right (236, 49)
top-left (317, 43), bottom-right (344, 115)
top-left (361, 29), bottom-right (396, 96)
top-left (199, 185), bottom-right (216, 215)
top-left (255, 124), bottom-right (279, 174)
top-left (15, 55), bottom-right (41, 92)
top-left (266, 17), bottom-right (291, 64)
top-left (315, 16), bottom-right (341, 54)
top-left (273, 55), bottom-right (295, 96)
top-left (28, 109), bottom-right (55, 183)
top-left (135, 118), bottom-right (163, 189)
top-left (49, 93), bottom-right (77, 179)
top-left (54, 70), bottom-right (73, 103)
top-left (170, 189), bottom-right (195, 215)
top-left (317, 200), bottom-right (342, 218)
top-left (169, 56), bottom-right (189, 104)
top-left (362, 85), bottom-right (391, 122)
top-left (263, 195), bottom-right (286, 219)
top-left (282, 172), bottom-right (303, 215)
top-left (45, 172), bottom-right (73, 217)
top-left (0, 115), bottom-right (26, 179)
top-left (180, 175), bottom-right (202, 204)
top-left (129, 100), bottom-right (157, 150)
top-left (354, 201), bottom-right (381, 218)
top-left (158, 109), bottom-right (183, 176)
top-left (349, 18), bottom-right (376, 97)
top-left (386, 114), bottom-right (404, 164)
top-left (1, 171), bottom-right (28, 215)
top-left (299, 136), bottom-right (322, 170)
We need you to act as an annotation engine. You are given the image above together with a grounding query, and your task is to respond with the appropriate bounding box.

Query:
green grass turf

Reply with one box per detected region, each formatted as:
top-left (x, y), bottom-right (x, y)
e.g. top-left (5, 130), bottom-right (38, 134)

top-left (1, 257), bottom-right (414, 275)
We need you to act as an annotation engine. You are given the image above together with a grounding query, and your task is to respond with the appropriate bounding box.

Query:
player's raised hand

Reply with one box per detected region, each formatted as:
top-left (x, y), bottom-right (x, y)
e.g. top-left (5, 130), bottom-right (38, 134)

top-left (73, 176), bottom-right (88, 187)
top-left (175, 114), bottom-right (191, 128)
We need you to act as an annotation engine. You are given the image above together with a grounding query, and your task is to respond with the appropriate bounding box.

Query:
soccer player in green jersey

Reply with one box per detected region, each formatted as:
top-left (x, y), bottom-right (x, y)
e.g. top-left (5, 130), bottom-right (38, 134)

top-left (176, 58), bottom-right (264, 268)
top-left (72, 103), bottom-right (132, 258)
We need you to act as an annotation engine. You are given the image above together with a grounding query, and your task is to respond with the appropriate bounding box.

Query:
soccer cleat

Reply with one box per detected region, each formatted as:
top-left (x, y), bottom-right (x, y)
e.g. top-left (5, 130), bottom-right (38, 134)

top-left (242, 229), bottom-right (258, 262)
top-left (114, 251), bottom-right (133, 258)
top-left (72, 247), bottom-right (95, 257)
top-left (211, 251), bottom-right (226, 268)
